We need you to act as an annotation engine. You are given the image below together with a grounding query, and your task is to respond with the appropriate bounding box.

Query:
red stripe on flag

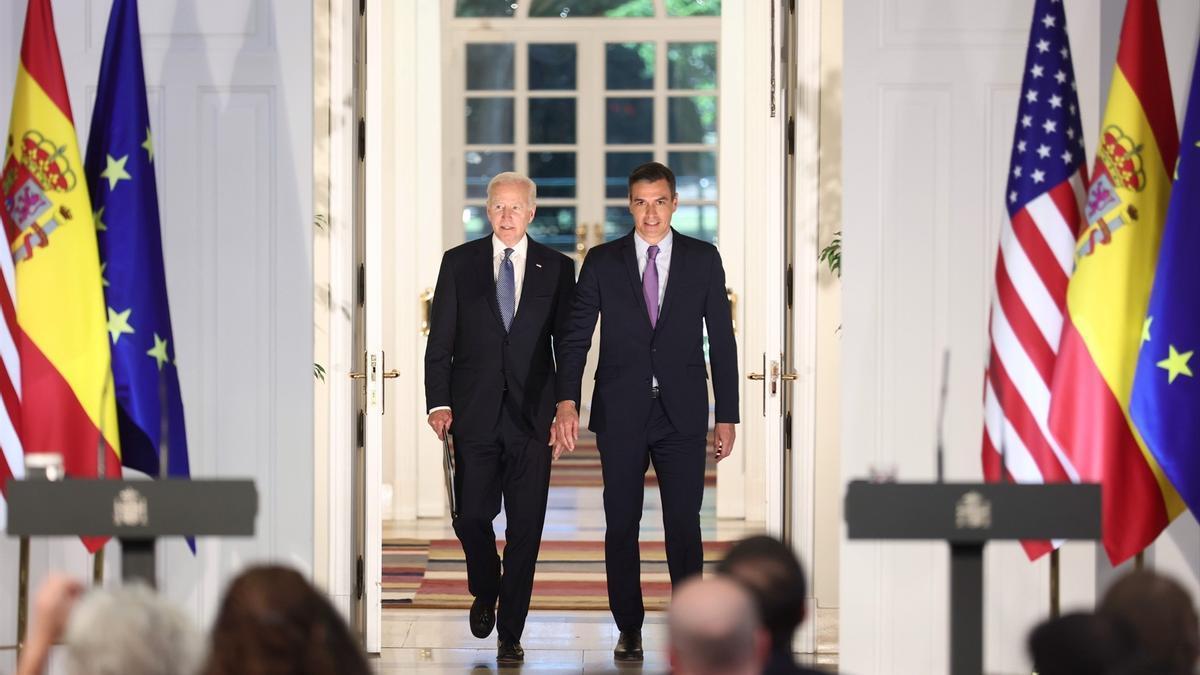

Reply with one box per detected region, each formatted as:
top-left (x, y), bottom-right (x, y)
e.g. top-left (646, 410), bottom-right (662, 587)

top-left (1010, 208), bottom-right (1069, 310)
top-left (987, 351), bottom-right (1071, 484)
top-left (993, 256), bottom-right (1057, 386)
top-left (1047, 178), bottom-right (1086, 240)
top-left (1049, 320), bottom-right (1170, 564)
top-left (1114, 0), bottom-right (1178, 174)
top-left (18, 0), bottom-right (74, 122)
top-left (981, 431), bottom-right (1054, 560)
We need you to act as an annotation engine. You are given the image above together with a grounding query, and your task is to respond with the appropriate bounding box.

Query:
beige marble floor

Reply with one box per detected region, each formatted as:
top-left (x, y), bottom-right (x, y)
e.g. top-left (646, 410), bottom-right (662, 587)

top-left (378, 484), bottom-right (838, 673)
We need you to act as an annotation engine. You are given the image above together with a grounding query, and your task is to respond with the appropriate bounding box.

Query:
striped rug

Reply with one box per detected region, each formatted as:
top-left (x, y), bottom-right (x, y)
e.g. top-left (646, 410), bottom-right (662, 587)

top-left (550, 438), bottom-right (718, 488)
top-left (383, 538), bottom-right (733, 610)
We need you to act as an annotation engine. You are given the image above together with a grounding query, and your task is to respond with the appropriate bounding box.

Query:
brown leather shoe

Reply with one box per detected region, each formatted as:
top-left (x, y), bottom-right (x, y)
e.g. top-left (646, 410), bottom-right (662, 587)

top-left (497, 638), bottom-right (525, 664)
top-left (614, 629), bottom-right (643, 662)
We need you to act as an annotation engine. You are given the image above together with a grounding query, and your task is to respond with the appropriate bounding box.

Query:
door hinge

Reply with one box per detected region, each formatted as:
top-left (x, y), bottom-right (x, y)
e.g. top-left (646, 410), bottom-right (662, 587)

top-left (785, 263), bottom-right (793, 309)
top-left (356, 410), bottom-right (365, 449)
top-left (357, 263), bottom-right (366, 307)
top-left (786, 115), bottom-right (795, 156)
top-left (355, 555), bottom-right (365, 600)
top-left (357, 117), bottom-right (366, 161)
top-left (784, 410), bottom-right (793, 451)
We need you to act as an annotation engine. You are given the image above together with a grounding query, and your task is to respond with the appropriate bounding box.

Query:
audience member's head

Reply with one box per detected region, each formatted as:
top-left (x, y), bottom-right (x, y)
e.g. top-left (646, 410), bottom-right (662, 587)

top-left (62, 582), bottom-right (203, 675)
top-left (717, 534), bottom-right (807, 652)
top-left (1098, 570), bottom-right (1200, 675)
top-left (1028, 611), bottom-right (1139, 675)
top-left (668, 576), bottom-right (768, 675)
top-left (202, 565), bottom-right (371, 675)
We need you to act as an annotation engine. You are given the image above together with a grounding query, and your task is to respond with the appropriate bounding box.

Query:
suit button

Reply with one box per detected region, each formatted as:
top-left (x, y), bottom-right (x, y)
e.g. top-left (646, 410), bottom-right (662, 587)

top-left (504, 339), bottom-right (510, 346)
top-left (651, 348), bottom-right (657, 353)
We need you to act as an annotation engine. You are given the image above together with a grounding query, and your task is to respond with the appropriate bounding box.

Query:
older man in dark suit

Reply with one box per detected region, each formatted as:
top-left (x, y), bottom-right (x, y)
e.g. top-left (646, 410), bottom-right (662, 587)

top-left (424, 172), bottom-right (575, 664)
top-left (553, 161), bottom-right (740, 662)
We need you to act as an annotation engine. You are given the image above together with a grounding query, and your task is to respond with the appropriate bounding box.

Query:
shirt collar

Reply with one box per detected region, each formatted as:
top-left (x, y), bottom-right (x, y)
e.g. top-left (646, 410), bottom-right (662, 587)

top-left (492, 234), bottom-right (529, 259)
top-left (633, 229), bottom-right (673, 259)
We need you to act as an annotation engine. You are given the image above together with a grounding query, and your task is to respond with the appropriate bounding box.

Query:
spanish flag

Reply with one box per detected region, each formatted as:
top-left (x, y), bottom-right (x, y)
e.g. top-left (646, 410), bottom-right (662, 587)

top-left (1, 0), bottom-right (121, 549)
top-left (1049, 0), bottom-right (1184, 564)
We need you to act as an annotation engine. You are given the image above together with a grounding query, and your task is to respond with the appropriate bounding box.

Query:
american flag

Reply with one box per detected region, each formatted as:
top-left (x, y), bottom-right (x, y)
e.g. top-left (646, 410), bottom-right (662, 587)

top-left (0, 229), bottom-right (21, 529)
top-left (982, 0), bottom-right (1087, 557)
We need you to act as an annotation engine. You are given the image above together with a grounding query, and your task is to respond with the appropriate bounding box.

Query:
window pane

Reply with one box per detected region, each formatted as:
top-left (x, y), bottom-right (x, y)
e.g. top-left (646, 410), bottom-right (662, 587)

top-left (606, 151), bottom-right (653, 198)
top-left (529, 0), bottom-right (653, 17)
top-left (668, 42), bottom-right (717, 90)
top-left (604, 205), bottom-right (634, 241)
top-left (529, 152), bottom-right (576, 198)
top-left (606, 97), bottom-right (653, 144)
top-left (465, 151), bottom-right (514, 199)
top-left (672, 205), bottom-right (718, 244)
top-left (466, 98), bottom-right (514, 144)
top-left (665, 0), bottom-right (721, 16)
top-left (606, 42), bottom-right (655, 90)
top-left (668, 151), bottom-right (717, 200)
top-left (456, 0), bottom-right (516, 17)
top-left (668, 96), bottom-right (717, 144)
top-left (463, 205), bottom-right (490, 241)
top-left (529, 44), bottom-right (577, 90)
top-left (466, 44), bottom-right (514, 90)
top-left (530, 206), bottom-right (577, 254)
top-left (529, 98), bottom-right (577, 144)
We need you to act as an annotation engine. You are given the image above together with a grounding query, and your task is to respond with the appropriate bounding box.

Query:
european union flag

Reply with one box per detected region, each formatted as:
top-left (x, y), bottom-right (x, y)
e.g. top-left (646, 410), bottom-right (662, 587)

top-left (1130, 42), bottom-right (1200, 518)
top-left (83, 0), bottom-right (191, 486)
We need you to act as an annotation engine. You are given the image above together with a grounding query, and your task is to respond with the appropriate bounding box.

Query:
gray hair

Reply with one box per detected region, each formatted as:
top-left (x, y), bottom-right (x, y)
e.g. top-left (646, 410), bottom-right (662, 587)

top-left (63, 583), bottom-right (204, 675)
top-left (486, 171), bottom-right (537, 206)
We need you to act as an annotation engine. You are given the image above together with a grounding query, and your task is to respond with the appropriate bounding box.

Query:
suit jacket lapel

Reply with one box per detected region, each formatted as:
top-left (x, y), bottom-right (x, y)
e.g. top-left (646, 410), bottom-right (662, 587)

top-left (622, 233), bottom-right (653, 329)
top-left (655, 229), bottom-right (685, 332)
top-left (474, 238), bottom-right (505, 330)
top-left (509, 239), bottom-right (545, 333)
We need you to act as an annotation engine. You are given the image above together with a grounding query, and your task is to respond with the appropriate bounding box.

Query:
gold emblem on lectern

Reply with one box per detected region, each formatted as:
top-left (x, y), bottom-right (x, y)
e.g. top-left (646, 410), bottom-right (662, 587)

top-left (113, 488), bottom-right (149, 527)
top-left (955, 491), bottom-right (992, 529)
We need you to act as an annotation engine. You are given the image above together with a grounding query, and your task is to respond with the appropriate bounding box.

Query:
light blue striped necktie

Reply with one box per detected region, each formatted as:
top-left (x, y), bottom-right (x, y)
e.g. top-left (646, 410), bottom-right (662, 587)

top-left (497, 247), bottom-right (515, 331)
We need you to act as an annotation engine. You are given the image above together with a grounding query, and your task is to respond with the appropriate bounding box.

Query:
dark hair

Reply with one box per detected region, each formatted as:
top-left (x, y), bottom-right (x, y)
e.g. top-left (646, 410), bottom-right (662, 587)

top-left (628, 161), bottom-right (676, 197)
top-left (203, 565), bottom-right (372, 675)
top-left (716, 535), bottom-right (806, 651)
top-left (1028, 612), bottom-right (1141, 675)
top-left (1099, 570), bottom-right (1200, 675)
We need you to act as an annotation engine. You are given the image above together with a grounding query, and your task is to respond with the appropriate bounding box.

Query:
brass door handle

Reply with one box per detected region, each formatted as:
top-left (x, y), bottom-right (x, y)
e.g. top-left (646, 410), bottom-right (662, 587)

top-left (781, 373), bottom-right (798, 381)
top-left (349, 372), bottom-right (366, 379)
top-left (748, 373), bottom-right (766, 381)
top-left (383, 370), bottom-right (399, 379)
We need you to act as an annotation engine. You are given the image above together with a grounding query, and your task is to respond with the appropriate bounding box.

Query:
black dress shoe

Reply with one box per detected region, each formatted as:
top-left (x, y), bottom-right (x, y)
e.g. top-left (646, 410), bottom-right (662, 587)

top-left (614, 629), bottom-right (643, 662)
top-left (497, 638), bottom-right (525, 664)
top-left (469, 596), bottom-right (496, 638)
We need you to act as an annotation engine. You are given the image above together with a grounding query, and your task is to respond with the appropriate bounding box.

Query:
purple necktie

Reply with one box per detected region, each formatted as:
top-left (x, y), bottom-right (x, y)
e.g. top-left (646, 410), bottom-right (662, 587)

top-left (643, 245), bottom-right (660, 327)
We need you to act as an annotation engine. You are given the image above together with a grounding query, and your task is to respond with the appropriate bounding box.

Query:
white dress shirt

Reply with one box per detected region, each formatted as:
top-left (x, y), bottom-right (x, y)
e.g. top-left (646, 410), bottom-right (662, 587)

top-left (428, 234), bottom-right (530, 415)
top-left (493, 234), bottom-right (529, 313)
top-left (634, 230), bottom-right (672, 387)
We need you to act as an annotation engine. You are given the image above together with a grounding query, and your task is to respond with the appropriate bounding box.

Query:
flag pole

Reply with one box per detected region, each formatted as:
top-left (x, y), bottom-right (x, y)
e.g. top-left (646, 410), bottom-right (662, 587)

top-left (17, 535), bottom-right (29, 658)
top-left (1134, 550), bottom-right (1145, 570)
top-left (1049, 549), bottom-right (1060, 618)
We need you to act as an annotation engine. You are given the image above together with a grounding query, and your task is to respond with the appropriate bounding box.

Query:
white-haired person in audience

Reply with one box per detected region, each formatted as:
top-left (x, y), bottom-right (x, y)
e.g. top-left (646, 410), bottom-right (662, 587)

top-left (667, 576), bottom-right (769, 675)
top-left (17, 573), bottom-right (204, 675)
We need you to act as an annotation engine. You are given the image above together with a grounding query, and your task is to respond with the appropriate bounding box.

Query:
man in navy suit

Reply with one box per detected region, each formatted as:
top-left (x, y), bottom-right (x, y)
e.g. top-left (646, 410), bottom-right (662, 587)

top-left (424, 172), bottom-right (575, 664)
top-left (553, 162), bottom-right (740, 662)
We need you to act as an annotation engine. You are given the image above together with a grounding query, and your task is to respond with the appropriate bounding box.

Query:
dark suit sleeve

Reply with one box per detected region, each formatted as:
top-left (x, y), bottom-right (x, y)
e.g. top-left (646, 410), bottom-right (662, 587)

top-left (555, 254), bottom-right (600, 407)
top-left (424, 252), bottom-right (456, 412)
top-left (551, 253), bottom-right (577, 378)
top-left (704, 248), bottom-right (740, 424)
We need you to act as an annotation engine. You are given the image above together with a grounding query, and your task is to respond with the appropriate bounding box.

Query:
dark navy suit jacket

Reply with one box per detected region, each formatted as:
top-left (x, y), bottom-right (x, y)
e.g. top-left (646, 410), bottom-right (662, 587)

top-left (424, 235), bottom-right (575, 442)
top-left (556, 229), bottom-right (739, 436)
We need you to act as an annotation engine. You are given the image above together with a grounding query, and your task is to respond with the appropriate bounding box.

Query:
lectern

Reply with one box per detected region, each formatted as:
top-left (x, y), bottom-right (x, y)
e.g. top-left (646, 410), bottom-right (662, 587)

top-left (6, 478), bottom-right (257, 586)
top-left (845, 481), bottom-right (1101, 675)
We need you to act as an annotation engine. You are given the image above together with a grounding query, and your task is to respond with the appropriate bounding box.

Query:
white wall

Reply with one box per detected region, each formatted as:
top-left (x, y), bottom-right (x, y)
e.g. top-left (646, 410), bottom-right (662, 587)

top-left (0, 0), bottom-right (312, 666)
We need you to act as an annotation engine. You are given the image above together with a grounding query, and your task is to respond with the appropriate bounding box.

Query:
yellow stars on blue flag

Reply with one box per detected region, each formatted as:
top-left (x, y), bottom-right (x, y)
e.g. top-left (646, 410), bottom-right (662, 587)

top-left (107, 306), bottom-right (134, 344)
top-left (1142, 316), bottom-right (1153, 343)
top-left (101, 153), bottom-right (132, 191)
top-left (100, 262), bottom-right (109, 288)
top-left (141, 128), bottom-right (154, 163)
top-left (1156, 344), bottom-right (1194, 384)
top-left (146, 333), bottom-right (170, 371)
top-left (94, 205), bottom-right (106, 232)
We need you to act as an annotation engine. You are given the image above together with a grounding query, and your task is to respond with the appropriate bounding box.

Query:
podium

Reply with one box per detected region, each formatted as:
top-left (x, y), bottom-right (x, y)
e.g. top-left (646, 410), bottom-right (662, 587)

top-left (6, 478), bottom-right (257, 586)
top-left (845, 481), bottom-right (1101, 675)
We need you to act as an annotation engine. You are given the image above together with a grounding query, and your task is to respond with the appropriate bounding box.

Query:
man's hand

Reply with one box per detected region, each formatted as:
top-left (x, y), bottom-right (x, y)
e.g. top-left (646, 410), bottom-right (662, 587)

top-left (427, 409), bottom-right (453, 440)
top-left (713, 422), bottom-right (736, 463)
top-left (551, 401), bottom-right (579, 457)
